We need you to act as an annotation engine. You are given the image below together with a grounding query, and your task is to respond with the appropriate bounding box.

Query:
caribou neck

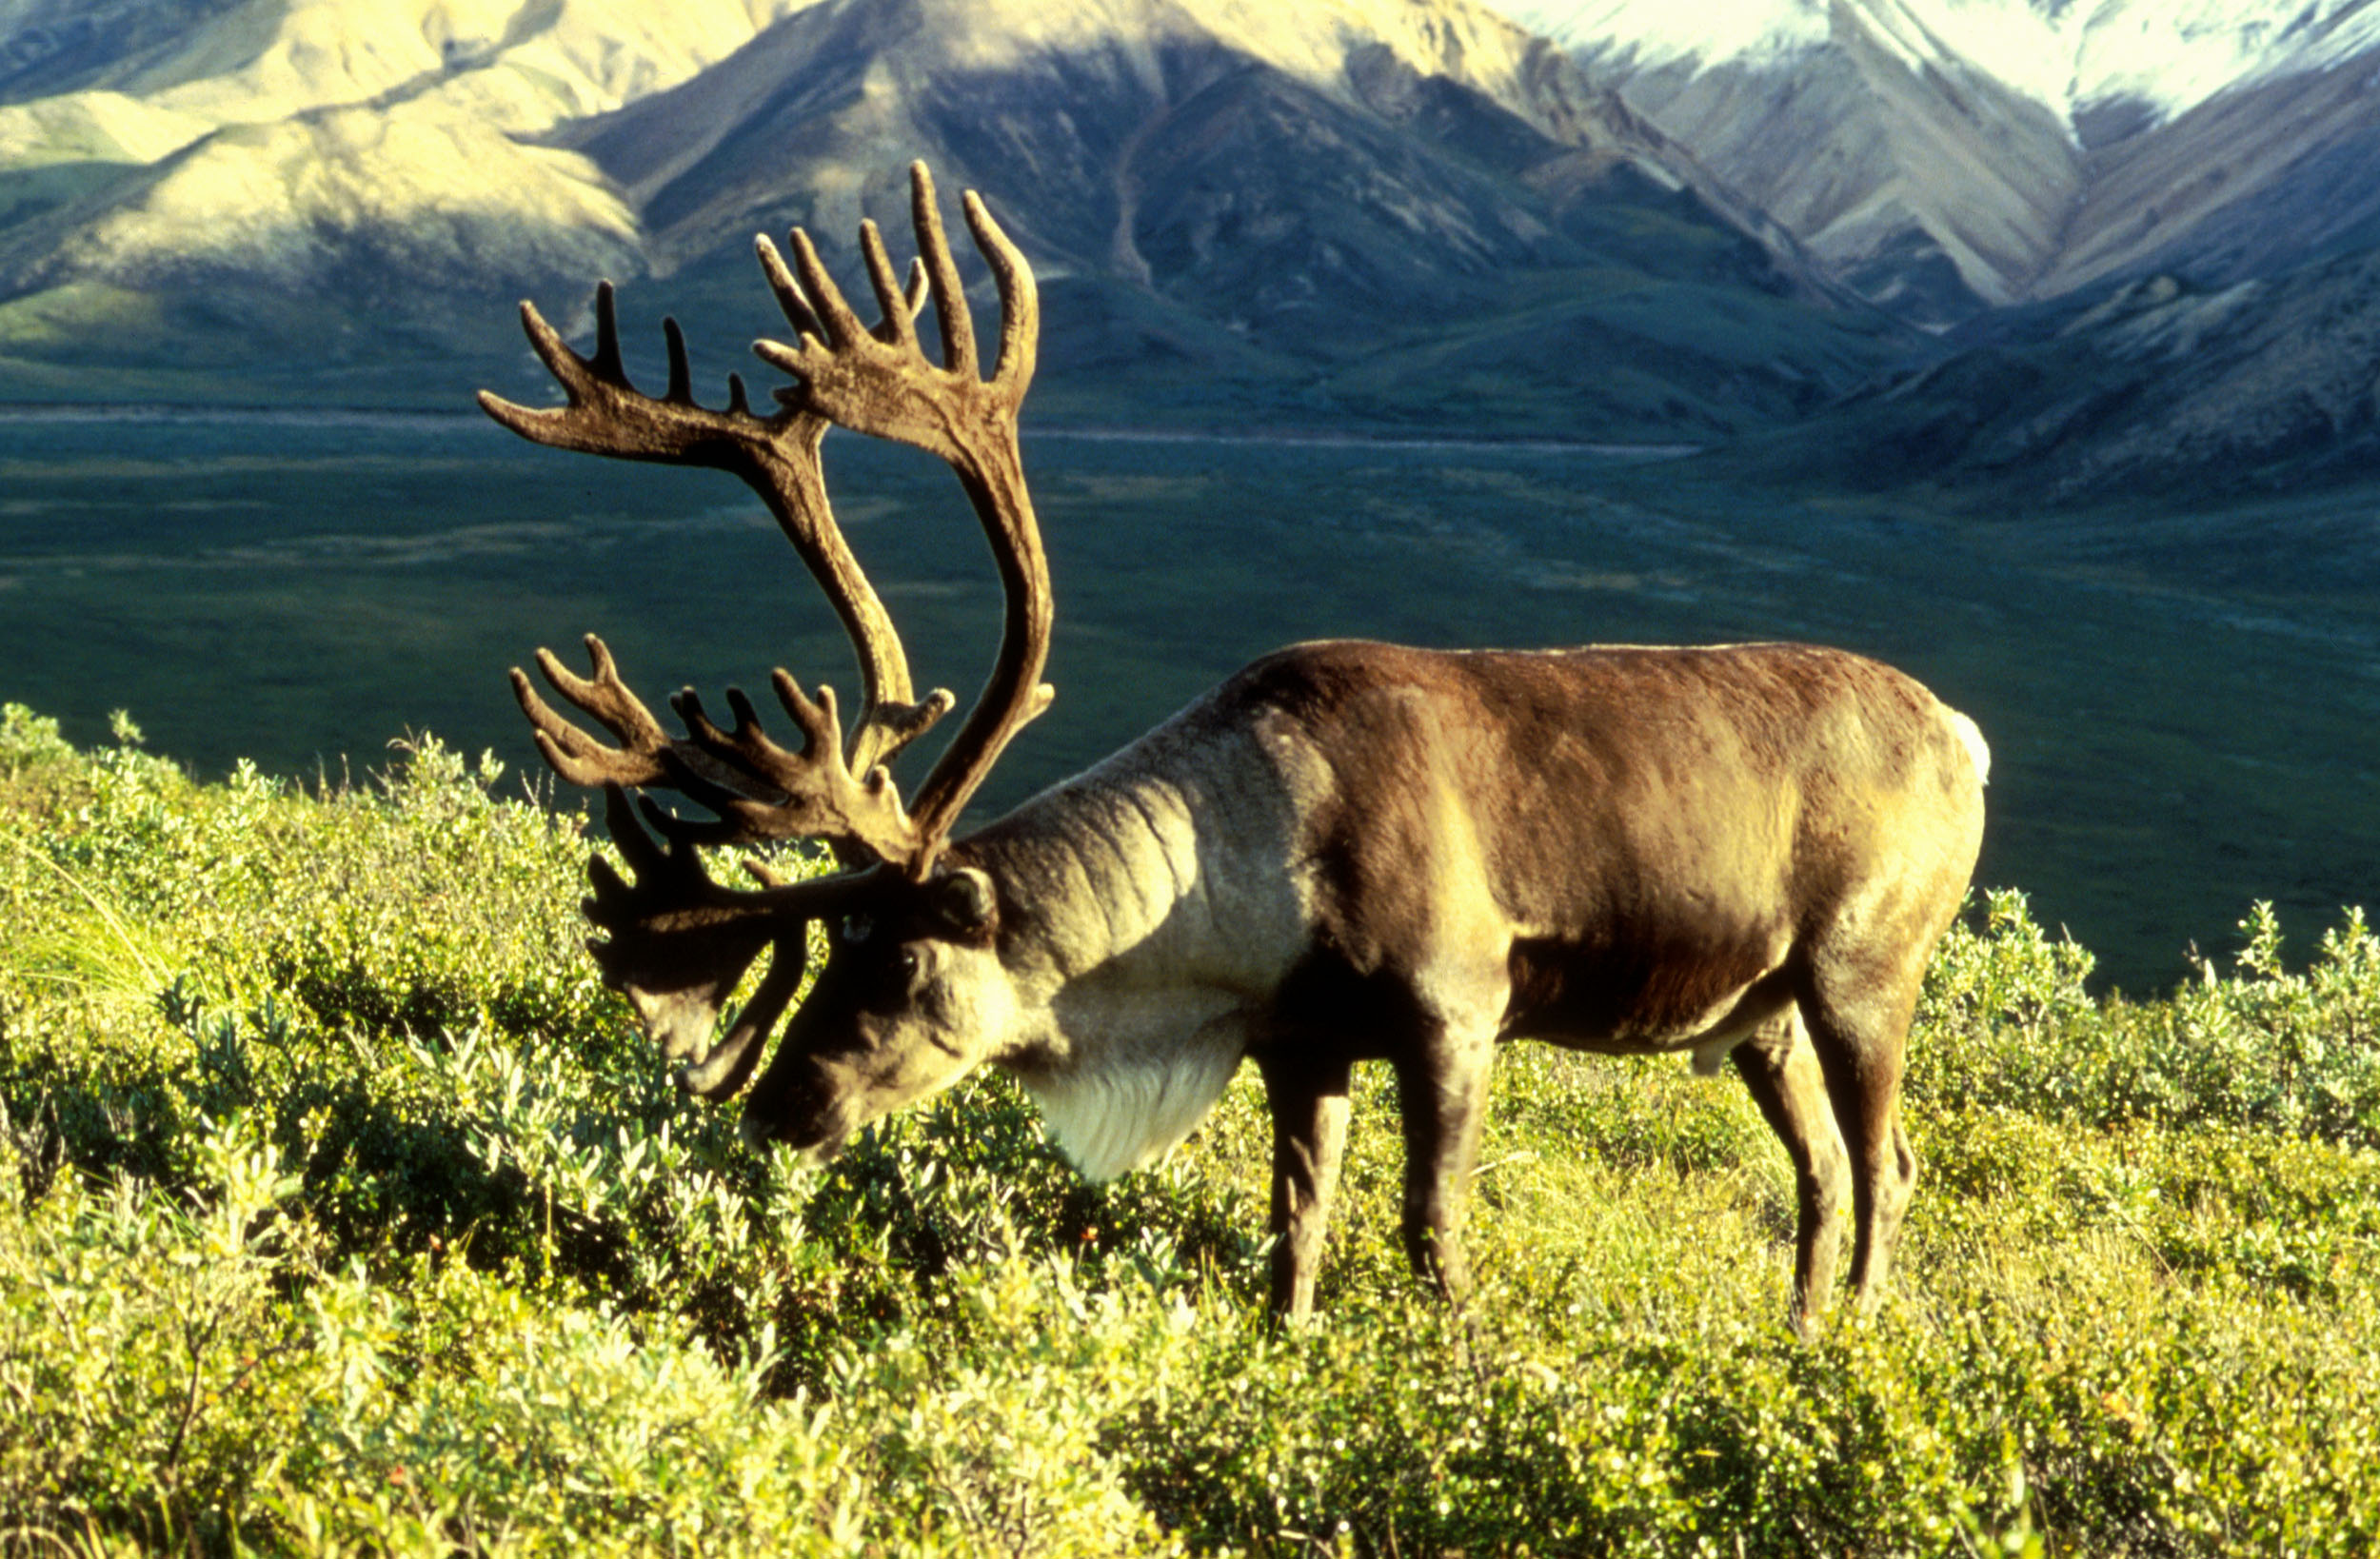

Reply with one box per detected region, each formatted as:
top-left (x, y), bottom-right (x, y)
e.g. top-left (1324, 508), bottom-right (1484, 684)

top-left (952, 716), bottom-right (1312, 1066)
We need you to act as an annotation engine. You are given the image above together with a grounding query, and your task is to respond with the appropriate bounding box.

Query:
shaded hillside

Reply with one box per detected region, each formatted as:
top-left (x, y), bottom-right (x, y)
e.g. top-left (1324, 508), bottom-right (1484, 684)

top-left (1520, 0), bottom-right (2380, 331)
top-left (0, 0), bottom-right (2372, 486)
top-left (1762, 247), bottom-right (2380, 502)
top-left (567, 0), bottom-right (1904, 439)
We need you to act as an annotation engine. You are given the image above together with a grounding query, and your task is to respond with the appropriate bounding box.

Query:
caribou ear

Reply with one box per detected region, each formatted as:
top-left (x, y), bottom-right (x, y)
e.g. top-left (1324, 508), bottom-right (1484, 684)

top-left (930, 866), bottom-right (999, 938)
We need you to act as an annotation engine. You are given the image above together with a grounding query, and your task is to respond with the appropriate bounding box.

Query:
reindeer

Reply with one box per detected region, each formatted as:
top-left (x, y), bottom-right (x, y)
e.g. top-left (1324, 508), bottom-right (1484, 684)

top-left (481, 164), bottom-right (1988, 1331)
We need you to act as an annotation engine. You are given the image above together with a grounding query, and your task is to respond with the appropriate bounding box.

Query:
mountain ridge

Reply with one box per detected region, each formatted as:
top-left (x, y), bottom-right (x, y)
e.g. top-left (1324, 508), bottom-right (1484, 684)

top-left (0, 0), bottom-right (2372, 498)
top-left (1512, 0), bottom-right (2380, 322)
top-left (0, 0), bottom-right (1909, 445)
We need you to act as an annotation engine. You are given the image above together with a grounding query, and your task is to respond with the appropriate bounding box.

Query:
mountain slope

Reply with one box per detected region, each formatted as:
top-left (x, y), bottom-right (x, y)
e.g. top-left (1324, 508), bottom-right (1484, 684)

top-left (1755, 248), bottom-right (2380, 503)
top-left (1506, 0), bottom-right (2380, 326)
top-left (571, 0), bottom-right (1903, 435)
top-left (0, 0), bottom-right (815, 377)
top-left (2044, 57), bottom-right (2380, 294)
top-left (0, 0), bottom-right (1911, 434)
top-left (2, 0), bottom-right (2362, 490)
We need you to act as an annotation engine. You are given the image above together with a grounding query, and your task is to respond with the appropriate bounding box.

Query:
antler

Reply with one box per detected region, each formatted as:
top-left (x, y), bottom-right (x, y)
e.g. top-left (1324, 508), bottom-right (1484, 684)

top-left (577, 788), bottom-right (871, 1098)
top-left (756, 161), bottom-right (1055, 877)
top-left (481, 162), bottom-right (1051, 1095)
top-left (483, 265), bottom-right (956, 851)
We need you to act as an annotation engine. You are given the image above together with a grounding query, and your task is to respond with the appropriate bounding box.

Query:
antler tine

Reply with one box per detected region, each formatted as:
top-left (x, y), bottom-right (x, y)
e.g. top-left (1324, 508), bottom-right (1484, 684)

top-left (512, 636), bottom-right (671, 790)
top-left (909, 163), bottom-right (978, 378)
top-left (580, 786), bottom-right (876, 1096)
top-left (756, 228), bottom-right (930, 353)
top-left (963, 188), bottom-right (1039, 397)
top-left (859, 221), bottom-right (922, 354)
top-left (663, 315), bottom-right (695, 405)
top-left (754, 231), bottom-right (828, 344)
top-left (514, 638), bottom-right (776, 822)
top-left (475, 302), bottom-right (599, 447)
top-left (479, 286), bottom-right (772, 464)
top-left (842, 668), bottom-right (955, 775)
top-left (785, 226), bottom-right (869, 350)
top-left (678, 944), bottom-right (804, 1099)
top-left (590, 280), bottom-right (626, 382)
top-left (661, 678), bottom-right (931, 865)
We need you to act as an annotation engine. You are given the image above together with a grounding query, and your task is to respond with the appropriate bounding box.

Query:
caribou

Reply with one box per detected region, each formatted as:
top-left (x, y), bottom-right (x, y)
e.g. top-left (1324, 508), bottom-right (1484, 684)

top-left (482, 163), bottom-right (1988, 1331)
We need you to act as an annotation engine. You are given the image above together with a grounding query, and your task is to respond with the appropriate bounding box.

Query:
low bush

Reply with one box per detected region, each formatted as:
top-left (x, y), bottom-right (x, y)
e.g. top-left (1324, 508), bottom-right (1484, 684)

top-left (4, 714), bottom-right (2377, 1554)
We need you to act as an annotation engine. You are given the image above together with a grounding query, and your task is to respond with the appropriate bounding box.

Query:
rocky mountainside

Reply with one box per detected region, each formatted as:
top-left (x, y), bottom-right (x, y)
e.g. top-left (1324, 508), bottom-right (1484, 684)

top-left (0, 0), bottom-right (2372, 492)
top-left (1499, 0), bottom-right (2380, 496)
top-left (0, 1), bottom-right (814, 387)
top-left (0, 0), bottom-right (1907, 436)
top-left (1508, 0), bottom-right (2380, 324)
top-left (1755, 250), bottom-right (2380, 502)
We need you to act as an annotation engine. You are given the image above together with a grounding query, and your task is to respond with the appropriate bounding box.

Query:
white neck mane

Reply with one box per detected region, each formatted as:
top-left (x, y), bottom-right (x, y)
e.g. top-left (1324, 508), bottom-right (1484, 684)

top-left (1019, 1020), bottom-right (1245, 1180)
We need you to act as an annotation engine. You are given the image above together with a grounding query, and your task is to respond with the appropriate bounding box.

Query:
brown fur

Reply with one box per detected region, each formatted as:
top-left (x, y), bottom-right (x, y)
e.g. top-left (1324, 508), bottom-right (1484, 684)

top-left (743, 638), bottom-right (1986, 1331)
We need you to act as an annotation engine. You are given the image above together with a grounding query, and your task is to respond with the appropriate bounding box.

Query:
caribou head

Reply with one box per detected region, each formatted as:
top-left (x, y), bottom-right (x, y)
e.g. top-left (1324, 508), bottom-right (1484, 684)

top-left (481, 164), bottom-right (1057, 1158)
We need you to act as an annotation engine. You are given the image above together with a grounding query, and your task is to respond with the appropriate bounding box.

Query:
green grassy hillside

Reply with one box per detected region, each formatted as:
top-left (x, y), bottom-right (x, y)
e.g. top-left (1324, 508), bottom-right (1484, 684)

top-left (5, 704), bottom-right (2380, 1555)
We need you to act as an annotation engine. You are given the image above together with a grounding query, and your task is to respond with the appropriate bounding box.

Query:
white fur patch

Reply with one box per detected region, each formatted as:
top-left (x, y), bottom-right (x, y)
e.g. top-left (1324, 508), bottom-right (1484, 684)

top-left (1949, 709), bottom-right (1992, 787)
top-left (1021, 1034), bottom-right (1243, 1182)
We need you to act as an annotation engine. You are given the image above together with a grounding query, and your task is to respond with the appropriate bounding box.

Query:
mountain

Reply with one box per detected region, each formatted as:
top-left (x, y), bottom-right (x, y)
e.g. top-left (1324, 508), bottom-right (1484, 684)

top-left (0, 0), bottom-right (2372, 492)
top-left (1753, 250), bottom-right (2380, 503)
top-left (1491, 0), bottom-right (2380, 497)
top-left (0, 1), bottom-right (823, 391)
top-left (1506, 0), bottom-right (2380, 326)
top-left (0, 0), bottom-right (1908, 436)
top-left (541, 0), bottom-right (1909, 434)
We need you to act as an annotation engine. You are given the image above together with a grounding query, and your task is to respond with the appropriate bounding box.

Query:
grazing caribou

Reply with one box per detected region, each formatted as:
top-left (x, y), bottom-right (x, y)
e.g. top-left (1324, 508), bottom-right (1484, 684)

top-left (483, 164), bottom-right (1987, 1330)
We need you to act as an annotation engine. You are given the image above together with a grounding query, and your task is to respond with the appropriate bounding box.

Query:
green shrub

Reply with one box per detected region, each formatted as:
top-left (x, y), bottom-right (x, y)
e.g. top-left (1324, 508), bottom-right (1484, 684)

top-left (5, 714), bottom-right (2380, 1555)
top-left (1915, 890), bottom-right (2380, 1147)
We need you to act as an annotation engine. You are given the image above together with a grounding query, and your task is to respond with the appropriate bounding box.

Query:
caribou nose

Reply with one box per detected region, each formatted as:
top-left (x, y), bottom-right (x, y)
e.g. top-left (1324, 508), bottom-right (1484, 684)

top-left (738, 1103), bottom-right (848, 1167)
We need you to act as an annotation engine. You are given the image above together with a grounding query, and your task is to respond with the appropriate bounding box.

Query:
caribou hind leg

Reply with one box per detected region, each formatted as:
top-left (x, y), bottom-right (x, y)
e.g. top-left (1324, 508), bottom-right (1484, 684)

top-left (1391, 1016), bottom-right (1499, 1306)
top-left (1797, 947), bottom-right (1926, 1316)
top-left (1730, 1010), bottom-right (1852, 1335)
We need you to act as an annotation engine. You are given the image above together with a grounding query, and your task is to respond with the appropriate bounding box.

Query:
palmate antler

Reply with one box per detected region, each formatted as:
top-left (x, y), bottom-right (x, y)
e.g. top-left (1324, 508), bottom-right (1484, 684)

top-left (483, 163), bottom-right (1052, 1095)
top-left (480, 255), bottom-right (954, 850)
top-left (753, 169), bottom-right (1056, 866)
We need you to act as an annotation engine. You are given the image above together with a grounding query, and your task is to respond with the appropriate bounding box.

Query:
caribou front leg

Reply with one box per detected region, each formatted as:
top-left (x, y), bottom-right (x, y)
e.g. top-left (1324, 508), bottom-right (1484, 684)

top-left (1259, 1055), bottom-right (1353, 1322)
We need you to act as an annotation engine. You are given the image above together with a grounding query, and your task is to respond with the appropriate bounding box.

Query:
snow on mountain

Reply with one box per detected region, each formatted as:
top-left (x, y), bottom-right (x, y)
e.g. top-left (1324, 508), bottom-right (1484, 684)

top-left (565, 0), bottom-right (1717, 276)
top-left (532, 0), bottom-right (1899, 439)
top-left (0, 0), bottom-right (1898, 428)
top-left (1493, 0), bottom-right (1827, 68)
top-left (0, 0), bottom-right (1709, 312)
top-left (1502, 0), bottom-right (2380, 132)
top-left (1, 0), bottom-right (823, 128)
top-left (0, 89), bottom-right (208, 168)
top-left (1497, 0), bottom-right (2380, 324)
top-left (1, 0), bottom-right (2370, 485)
top-left (2068, 0), bottom-right (2380, 126)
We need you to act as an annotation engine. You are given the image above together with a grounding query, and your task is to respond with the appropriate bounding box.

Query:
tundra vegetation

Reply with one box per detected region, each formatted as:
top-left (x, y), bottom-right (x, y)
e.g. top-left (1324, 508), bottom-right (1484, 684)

top-left (5, 706), bottom-right (2380, 1556)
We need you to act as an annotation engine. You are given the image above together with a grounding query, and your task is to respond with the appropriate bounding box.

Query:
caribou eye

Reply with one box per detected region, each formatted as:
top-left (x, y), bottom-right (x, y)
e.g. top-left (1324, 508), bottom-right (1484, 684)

top-left (842, 913), bottom-right (874, 945)
top-left (895, 947), bottom-right (922, 985)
